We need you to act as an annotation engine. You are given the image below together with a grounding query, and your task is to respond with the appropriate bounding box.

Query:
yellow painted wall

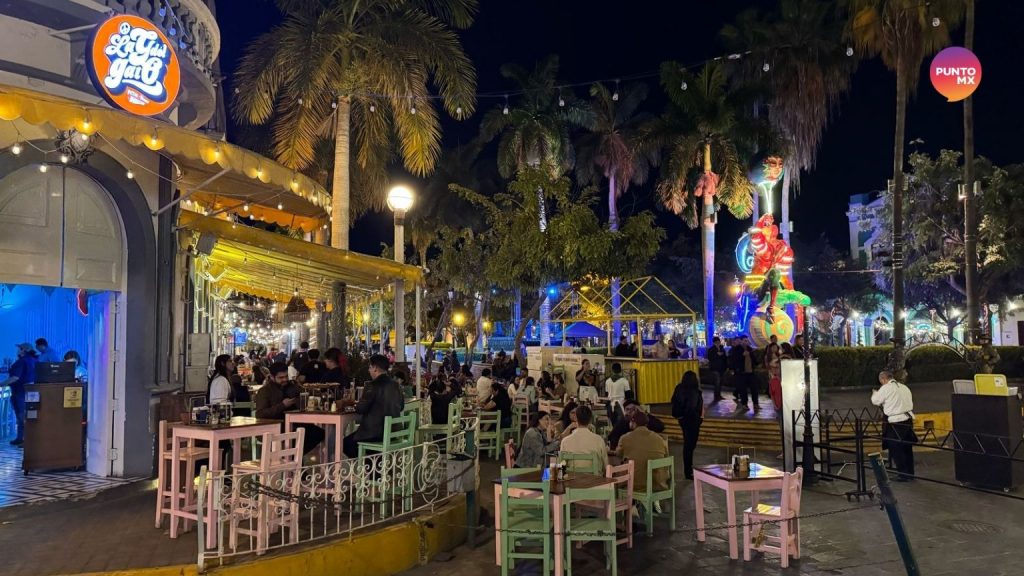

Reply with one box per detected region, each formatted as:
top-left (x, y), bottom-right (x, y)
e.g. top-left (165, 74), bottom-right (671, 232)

top-left (612, 359), bottom-right (698, 404)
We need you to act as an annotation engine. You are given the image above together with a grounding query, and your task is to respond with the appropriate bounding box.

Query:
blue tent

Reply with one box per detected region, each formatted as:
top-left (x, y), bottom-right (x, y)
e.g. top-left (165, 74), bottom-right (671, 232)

top-left (563, 322), bottom-right (605, 338)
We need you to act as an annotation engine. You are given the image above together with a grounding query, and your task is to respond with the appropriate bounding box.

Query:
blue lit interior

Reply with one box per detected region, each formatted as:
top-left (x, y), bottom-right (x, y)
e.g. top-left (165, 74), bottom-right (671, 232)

top-left (0, 285), bottom-right (94, 370)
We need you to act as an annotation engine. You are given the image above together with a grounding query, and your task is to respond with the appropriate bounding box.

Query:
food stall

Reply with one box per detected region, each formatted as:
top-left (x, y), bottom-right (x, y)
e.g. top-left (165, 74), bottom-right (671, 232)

top-left (550, 276), bottom-right (700, 404)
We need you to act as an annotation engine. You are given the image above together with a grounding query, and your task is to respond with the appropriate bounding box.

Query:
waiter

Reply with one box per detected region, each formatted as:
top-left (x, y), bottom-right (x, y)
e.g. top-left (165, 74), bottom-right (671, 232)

top-left (871, 370), bottom-right (916, 481)
top-left (1, 343), bottom-right (38, 447)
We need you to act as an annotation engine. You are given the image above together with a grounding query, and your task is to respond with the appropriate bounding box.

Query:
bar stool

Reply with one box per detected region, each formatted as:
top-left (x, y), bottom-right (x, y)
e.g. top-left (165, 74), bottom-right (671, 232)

top-left (155, 420), bottom-right (210, 529)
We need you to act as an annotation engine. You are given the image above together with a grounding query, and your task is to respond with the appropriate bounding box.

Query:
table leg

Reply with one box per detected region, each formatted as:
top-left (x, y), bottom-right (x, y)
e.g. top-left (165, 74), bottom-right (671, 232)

top-left (232, 439), bottom-right (242, 465)
top-left (553, 493), bottom-right (564, 576)
top-left (694, 478), bottom-right (705, 542)
top-left (494, 483), bottom-right (502, 566)
top-left (750, 489), bottom-right (760, 511)
top-left (726, 486), bottom-right (738, 560)
top-left (206, 439), bottom-right (223, 550)
top-left (335, 423), bottom-right (343, 463)
top-left (170, 438), bottom-right (181, 538)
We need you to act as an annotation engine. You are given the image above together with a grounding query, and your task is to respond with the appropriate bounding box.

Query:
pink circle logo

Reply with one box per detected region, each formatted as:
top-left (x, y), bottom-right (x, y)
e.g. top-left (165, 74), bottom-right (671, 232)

top-left (930, 47), bottom-right (981, 102)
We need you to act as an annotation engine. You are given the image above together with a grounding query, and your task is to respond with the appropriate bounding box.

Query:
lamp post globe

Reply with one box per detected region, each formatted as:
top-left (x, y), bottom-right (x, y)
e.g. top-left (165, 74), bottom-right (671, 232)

top-left (387, 185), bottom-right (415, 214)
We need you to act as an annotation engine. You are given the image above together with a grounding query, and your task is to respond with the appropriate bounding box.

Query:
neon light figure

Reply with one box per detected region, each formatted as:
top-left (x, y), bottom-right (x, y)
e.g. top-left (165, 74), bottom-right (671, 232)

top-left (749, 214), bottom-right (794, 288)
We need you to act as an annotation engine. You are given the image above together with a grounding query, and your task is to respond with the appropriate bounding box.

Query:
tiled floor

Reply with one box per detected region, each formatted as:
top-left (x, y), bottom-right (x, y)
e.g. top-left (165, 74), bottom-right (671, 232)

top-left (0, 443), bottom-right (141, 508)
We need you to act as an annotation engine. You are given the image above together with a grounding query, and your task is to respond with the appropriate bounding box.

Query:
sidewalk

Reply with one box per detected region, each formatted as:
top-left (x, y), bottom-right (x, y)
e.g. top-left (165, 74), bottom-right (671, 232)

top-left (403, 447), bottom-right (1024, 576)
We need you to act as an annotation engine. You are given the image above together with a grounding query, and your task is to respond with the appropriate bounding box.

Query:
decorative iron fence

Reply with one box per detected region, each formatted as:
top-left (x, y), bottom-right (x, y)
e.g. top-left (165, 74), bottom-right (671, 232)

top-left (196, 418), bottom-right (478, 569)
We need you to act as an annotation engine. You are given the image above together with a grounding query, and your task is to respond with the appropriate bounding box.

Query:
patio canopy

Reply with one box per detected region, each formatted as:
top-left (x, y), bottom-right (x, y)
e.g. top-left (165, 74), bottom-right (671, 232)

top-left (563, 322), bottom-right (606, 338)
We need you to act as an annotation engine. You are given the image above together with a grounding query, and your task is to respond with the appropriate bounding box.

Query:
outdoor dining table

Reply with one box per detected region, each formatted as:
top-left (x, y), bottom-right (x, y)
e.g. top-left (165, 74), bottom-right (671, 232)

top-left (494, 469), bottom-right (616, 576)
top-left (693, 462), bottom-right (786, 560)
top-left (169, 417), bottom-right (282, 548)
top-left (284, 409), bottom-right (359, 463)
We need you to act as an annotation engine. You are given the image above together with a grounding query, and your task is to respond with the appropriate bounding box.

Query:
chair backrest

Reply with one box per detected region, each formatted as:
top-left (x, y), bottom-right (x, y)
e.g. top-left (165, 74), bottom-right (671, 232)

top-left (513, 395), bottom-right (530, 410)
top-left (257, 428), bottom-right (305, 472)
top-left (504, 439), bottom-right (516, 468)
top-left (538, 399), bottom-right (555, 414)
top-left (578, 385), bottom-right (599, 403)
top-left (500, 465), bottom-right (540, 478)
top-left (558, 451), bottom-right (601, 475)
top-left (158, 420), bottom-right (172, 455)
top-left (501, 478), bottom-right (551, 532)
top-left (446, 400), bottom-right (462, 429)
top-left (478, 410), bottom-right (501, 437)
top-left (782, 467), bottom-right (804, 519)
top-left (382, 412), bottom-right (418, 451)
top-left (646, 455), bottom-right (675, 497)
top-left (402, 399), bottom-right (421, 417)
top-left (606, 460), bottom-right (635, 508)
top-left (563, 486), bottom-right (616, 535)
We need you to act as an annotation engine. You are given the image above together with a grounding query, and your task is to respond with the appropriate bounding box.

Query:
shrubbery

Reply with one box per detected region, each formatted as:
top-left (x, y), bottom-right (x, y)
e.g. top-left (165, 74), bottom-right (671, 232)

top-left (813, 345), bottom-right (1024, 388)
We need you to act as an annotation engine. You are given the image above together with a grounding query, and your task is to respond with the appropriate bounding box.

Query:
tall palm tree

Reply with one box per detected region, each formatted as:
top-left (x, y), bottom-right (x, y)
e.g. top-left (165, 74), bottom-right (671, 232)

top-left (722, 0), bottom-right (855, 239)
top-left (848, 0), bottom-right (962, 350)
top-left (655, 62), bottom-right (757, 346)
top-left (576, 82), bottom-right (656, 338)
top-left (479, 55), bottom-right (589, 345)
top-left (232, 0), bottom-right (478, 251)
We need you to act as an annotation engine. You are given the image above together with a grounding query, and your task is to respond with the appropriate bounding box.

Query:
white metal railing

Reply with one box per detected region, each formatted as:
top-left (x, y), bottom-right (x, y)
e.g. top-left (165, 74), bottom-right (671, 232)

top-left (197, 418), bottom-right (478, 569)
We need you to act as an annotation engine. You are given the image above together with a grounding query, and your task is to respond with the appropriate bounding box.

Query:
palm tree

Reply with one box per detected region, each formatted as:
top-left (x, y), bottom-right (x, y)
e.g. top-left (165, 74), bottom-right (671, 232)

top-left (654, 62), bottom-right (757, 346)
top-left (722, 0), bottom-right (855, 239)
top-left (232, 0), bottom-right (478, 251)
top-left (576, 81), bottom-right (656, 339)
top-left (962, 0), bottom-right (978, 342)
top-left (479, 55), bottom-right (589, 345)
top-left (848, 0), bottom-right (962, 349)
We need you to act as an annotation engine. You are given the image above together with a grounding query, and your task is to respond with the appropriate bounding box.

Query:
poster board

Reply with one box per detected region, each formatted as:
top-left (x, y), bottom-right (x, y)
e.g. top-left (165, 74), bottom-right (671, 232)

top-left (781, 359), bottom-right (820, 473)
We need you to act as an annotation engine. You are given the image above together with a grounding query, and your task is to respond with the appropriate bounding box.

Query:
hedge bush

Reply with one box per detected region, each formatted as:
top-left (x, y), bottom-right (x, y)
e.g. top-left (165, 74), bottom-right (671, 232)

top-left (813, 345), bottom-right (1024, 388)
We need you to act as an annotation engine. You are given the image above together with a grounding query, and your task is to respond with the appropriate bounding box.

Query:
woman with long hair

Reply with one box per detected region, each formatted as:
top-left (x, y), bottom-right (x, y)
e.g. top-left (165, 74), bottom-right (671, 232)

top-left (516, 410), bottom-right (558, 468)
top-left (208, 354), bottom-right (234, 405)
top-left (671, 370), bottom-right (704, 479)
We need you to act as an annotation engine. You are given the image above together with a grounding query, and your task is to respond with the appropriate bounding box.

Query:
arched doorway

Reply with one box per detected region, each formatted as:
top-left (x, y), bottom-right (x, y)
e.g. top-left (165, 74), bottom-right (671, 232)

top-left (0, 163), bottom-right (127, 476)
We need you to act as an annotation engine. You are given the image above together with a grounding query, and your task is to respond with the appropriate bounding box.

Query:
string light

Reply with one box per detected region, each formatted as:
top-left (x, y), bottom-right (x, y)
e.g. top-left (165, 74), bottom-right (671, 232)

top-left (298, 97), bottom-right (303, 105)
top-left (503, 95), bottom-right (509, 115)
top-left (126, 169), bottom-right (134, 179)
top-left (277, 202), bottom-right (283, 210)
top-left (763, 62), bottom-right (770, 72)
top-left (38, 164), bottom-right (48, 173)
top-left (558, 92), bottom-right (565, 107)
top-left (60, 154), bottom-right (69, 164)
top-left (369, 103), bottom-right (376, 112)
top-left (846, 46), bottom-right (854, 57)
top-left (11, 142), bottom-right (21, 155)
top-left (680, 80), bottom-right (688, 91)
top-left (612, 79), bottom-right (620, 101)
top-left (456, 105), bottom-right (463, 117)
top-left (243, 203), bottom-right (250, 212)
top-left (932, 17), bottom-right (940, 27)
top-left (331, 101), bottom-right (337, 109)
top-left (410, 104), bottom-right (416, 114)
top-left (79, 132), bottom-right (89, 142)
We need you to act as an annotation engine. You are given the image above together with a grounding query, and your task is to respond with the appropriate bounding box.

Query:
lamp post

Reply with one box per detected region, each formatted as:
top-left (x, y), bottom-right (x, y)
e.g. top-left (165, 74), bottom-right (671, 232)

top-left (387, 185), bottom-right (415, 363)
top-left (801, 306), bottom-right (817, 485)
top-left (453, 311), bottom-right (467, 365)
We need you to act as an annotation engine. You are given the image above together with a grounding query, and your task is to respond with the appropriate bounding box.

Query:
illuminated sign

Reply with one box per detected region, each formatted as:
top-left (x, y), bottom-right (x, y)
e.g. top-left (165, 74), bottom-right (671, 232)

top-left (87, 15), bottom-right (180, 116)
top-left (735, 232), bottom-right (753, 274)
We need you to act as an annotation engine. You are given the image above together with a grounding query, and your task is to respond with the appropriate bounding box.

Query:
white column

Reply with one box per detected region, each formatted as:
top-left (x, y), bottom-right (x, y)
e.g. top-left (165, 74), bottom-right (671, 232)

top-left (393, 211), bottom-right (406, 362)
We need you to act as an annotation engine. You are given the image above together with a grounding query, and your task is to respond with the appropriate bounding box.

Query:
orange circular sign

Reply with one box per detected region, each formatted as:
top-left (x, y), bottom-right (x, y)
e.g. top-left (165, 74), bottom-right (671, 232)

top-left (87, 15), bottom-right (181, 117)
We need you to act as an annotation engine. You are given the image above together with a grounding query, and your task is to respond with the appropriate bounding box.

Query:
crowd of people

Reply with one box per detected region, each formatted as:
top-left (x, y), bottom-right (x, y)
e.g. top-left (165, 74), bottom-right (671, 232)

top-left (704, 333), bottom-right (809, 413)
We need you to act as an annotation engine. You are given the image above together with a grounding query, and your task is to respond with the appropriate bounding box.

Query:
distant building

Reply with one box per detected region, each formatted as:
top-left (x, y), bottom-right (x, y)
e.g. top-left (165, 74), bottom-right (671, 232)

top-left (847, 191), bottom-right (886, 266)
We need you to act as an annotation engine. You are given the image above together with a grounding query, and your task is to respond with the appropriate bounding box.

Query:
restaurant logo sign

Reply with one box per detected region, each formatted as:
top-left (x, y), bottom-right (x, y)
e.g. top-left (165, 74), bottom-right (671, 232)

top-left (87, 15), bottom-right (180, 116)
top-left (930, 47), bottom-right (982, 102)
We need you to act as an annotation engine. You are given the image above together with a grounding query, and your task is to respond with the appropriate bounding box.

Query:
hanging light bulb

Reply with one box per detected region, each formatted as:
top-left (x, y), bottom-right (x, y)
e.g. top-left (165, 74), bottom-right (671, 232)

top-left (456, 105), bottom-right (463, 117)
top-left (503, 95), bottom-right (509, 115)
top-left (846, 46), bottom-right (854, 57)
top-left (410, 104), bottom-right (416, 114)
top-left (298, 97), bottom-right (304, 105)
top-left (126, 169), bottom-right (134, 180)
top-left (763, 62), bottom-right (770, 72)
top-left (681, 80), bottom-right (688, 91)
top-left (558, 95), bottom-right (565, 107)
top-left (932, 16), bottom-right (940, 27)
top-left (60, 154), bottom-right (69, 164)
top-left (243, 203), bottom-right (250, 212)
top-left (612, 80), bottom-right (620, 101)
top-left (369, 103), bottom-right (376, 112)
top-left (80, 132), bottom-right (90, 142)
top-left (39, 164), bottom-right (48, 173)
top-left (331, 100), bottom-right (337, 109)
top-left (277, 202), bottom-right (283, 210)
top-left (11, 142), bottom-right (22, 155)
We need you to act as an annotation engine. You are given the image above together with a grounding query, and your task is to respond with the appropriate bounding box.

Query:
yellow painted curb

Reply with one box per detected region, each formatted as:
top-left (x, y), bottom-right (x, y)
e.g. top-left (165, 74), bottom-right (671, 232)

top-left (61, 495), bottom-right (467, 576)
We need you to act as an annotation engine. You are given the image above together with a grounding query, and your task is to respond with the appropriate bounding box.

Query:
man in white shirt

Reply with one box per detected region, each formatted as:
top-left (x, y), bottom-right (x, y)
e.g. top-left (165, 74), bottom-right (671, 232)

top-left (604, 363), bottom-right (631, 418)
top-left (475, 368), bottom-right (493, 406)
top-left (871, 370), bottom-right (915, 480)
top-left (558, 405), bottom-right (608, 470)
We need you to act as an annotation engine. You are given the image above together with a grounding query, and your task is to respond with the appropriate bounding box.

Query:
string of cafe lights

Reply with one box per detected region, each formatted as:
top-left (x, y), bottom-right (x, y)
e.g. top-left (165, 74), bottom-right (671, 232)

top-left (238, 0), bottom-right (944, 116)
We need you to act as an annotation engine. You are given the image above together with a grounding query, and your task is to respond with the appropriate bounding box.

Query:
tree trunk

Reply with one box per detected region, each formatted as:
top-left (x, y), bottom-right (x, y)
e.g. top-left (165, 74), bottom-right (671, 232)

top-left (781, 161), bottom-right (792, 242)
top-left (513, 289), bottom-right (522, 334)
top-left (423, 299), bottom-right (453, 372)
top-left (701, 142), bottom-right (715, 347)
top-left (609, 172), bottom-right (622, 340)
top-left (331, 96), bottom-right (351, 250)
top-left (891, 54), bottom-right (908, 351)
top-left (513, 296), bottom-right (545, 367)
top-left (963, 0), bottom-right (979, 343)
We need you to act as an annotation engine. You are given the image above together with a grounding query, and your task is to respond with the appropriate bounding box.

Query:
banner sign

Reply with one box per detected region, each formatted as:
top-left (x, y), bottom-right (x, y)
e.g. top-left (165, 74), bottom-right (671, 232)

top-left (87, 15), bottom-right (181, 116)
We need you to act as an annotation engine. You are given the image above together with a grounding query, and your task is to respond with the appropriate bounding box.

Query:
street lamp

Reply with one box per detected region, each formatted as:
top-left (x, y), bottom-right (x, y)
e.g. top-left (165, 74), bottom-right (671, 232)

top-left (452, 311), bottom-right (467, 364)
top-left (388, 185), bottom-right (415, 363)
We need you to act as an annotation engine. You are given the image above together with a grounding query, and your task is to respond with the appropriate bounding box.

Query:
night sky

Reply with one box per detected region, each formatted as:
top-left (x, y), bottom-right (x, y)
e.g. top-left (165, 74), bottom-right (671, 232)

top-left (216, 0), bottom-right (1024, 263)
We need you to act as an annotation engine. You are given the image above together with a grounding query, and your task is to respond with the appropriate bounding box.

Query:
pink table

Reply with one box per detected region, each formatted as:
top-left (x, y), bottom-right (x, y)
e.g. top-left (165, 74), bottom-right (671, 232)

top-left (693, 463), bottom-right (785, 560)
top-left (285, 410), bottom-right (358, 463)
top-left (169, 417), bottom-right (281, 548)
top-left (494, 470), bottom-right (615, 576)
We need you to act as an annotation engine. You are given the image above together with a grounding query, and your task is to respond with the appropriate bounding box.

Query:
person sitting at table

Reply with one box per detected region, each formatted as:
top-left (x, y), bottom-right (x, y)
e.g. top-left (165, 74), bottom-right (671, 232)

top-left (517, 411), bottom-right (559, 468)
top-left (321, 347), bottom-right (352, 392)
top-left (342, 354), bottom-right (404, 458)
top-left (537, 371), bottom-right (555, 399)
top-left (515, 376), bottom-right (538, 410)
top-left (550, 400), bottom-right (595, 441)
top-left (255, 362), bottom-right (324, 455)
top-left (482, 380), bottom-right (513, 430)
top-left (559, 405), bottom-right (608, 471)
top-left (62, 350), bottom-right (88, 381)
top-left (475, 368), bottom-right (493, 406)
top-left (428, 379), bottom-right (457, 425)
top-left (395, 370), bottom-right (415, 399)
top-left (604, 363), bottom-right (631, 419)
top-left (614, 410), bottom-right (669, 493)
top-left (298, 349), bottom-right (324, 384)
top-left (208, 354), bottom-right (234, 405)
top-left (574, 359), bottom-right (592, 389)
top-left (608, 400), bottom-right (665, 450)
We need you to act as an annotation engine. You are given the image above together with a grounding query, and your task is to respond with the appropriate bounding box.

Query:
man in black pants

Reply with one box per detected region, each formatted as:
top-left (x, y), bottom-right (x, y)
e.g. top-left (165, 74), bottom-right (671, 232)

top-left (706, 336), bottom-right (727, 402)
top-left (871, 370), bottom-right (916, 480)
top-left (740, 337), bottom-right (759, 411)
top-left (727, 338), bottom-right (747, 407)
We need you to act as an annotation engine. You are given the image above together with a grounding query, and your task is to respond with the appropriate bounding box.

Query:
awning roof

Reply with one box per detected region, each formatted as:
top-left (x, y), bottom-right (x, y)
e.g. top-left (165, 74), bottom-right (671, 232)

top-left (0, 84), bottom-right (330, 231)
top-left (179, 210), bottom-right (422, 303)
top-left (563, 322), bottom-right (606, 338)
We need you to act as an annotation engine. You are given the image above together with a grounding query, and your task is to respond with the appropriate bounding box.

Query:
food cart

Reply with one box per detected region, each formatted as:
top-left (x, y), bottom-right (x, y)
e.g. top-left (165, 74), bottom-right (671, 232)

top-left (550, 276), bottom-right (700, 404)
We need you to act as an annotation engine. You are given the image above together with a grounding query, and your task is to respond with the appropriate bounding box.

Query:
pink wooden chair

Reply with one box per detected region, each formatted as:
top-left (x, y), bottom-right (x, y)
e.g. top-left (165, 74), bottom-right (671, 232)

top-left (227, 429), bottom-right (305, 554)
top-left (155, 420), bottom-right (209, 529)
top-left (503, 439), bottom-right (516, 469)
top-left (743, 467), bottom-right (804, 567)
top-left (606, 460), bottom-right (635, 549)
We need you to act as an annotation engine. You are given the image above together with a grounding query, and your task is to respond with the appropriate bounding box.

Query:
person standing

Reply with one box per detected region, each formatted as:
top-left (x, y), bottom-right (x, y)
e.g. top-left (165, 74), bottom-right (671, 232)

top-left (792, 334), bottom-right (807, 359)
top-left (871, 371), bottom-right (916, 480)
top-left (321, 348), bottom-right (352, 391)
top-left (706, 336), bottom-right (727, 402)
top-left (740, 337), bottom-right (759, 411)
top-left (671, 371), bottom-right (704, 479)
top-left (1, 343), bottom-right (38, 446)
top-left (35, 338), bottom-right (60, 363)
top-left (604, 363), bottom-right (631, 423)
top-left (343, 355), bottom-right (404, 458)
top-left (299, 349), bottom-right (325, 384)
top-left (613, 336), bottom-right (634, 357)
top-left (728, 338), bottom-right (748, 407)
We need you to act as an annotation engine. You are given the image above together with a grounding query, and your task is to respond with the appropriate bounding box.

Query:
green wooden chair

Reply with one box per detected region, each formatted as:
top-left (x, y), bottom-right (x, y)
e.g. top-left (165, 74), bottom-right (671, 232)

top-left (632, 456), bottom-right (676, 536)
top-left (477, 410), bottom-right (502, 461)
top-left (509, 405), bottom-right (528, 444)
top-left (558, 451), bottom-right (601, 475)
top-left (563, 486), bottom-right (618, 576)
top-left (500, 477), bottom-right (552, 576)
top-left (417, 399), bottom-right (461, 452)
top-left (500, 466), bottom-right (540, 478)
top-left (357, 412), bottom-right (418, 516)
top-left (357, 412), bottom-right (418, 458)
